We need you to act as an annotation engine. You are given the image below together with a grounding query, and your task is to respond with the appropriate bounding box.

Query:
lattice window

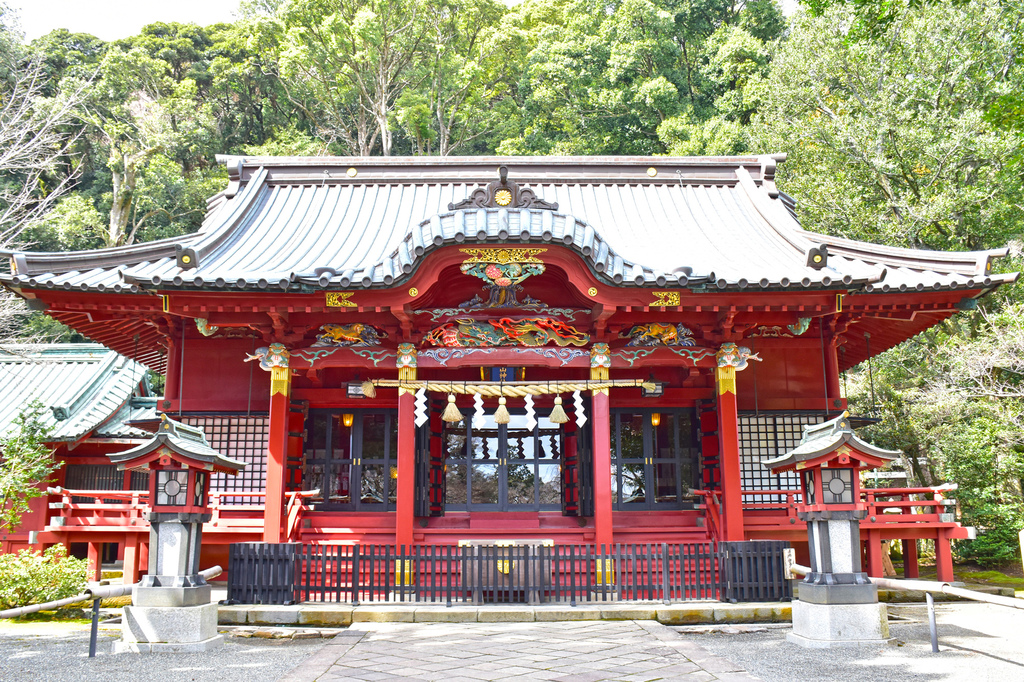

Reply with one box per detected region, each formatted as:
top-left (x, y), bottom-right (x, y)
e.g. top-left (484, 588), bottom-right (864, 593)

top-left (63, 464), bottom-right (146, 503)
top-left (181, 415), bottom-right (269, 504)
top-left (738, 412), bottom-right (826, 504)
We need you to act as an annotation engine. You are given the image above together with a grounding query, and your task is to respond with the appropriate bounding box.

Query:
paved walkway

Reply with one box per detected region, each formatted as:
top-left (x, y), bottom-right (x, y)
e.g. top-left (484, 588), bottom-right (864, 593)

top-left (280, 620), bottom-right (757, 682)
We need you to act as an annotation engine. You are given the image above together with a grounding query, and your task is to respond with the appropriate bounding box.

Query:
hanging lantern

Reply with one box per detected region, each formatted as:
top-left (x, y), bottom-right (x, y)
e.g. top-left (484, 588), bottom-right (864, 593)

top-left (442, 393), bottom-right (462, 422)
top-left (549, 395), bottom-right (569, 424)
top-left (494, 395), bottom-right (511, 424)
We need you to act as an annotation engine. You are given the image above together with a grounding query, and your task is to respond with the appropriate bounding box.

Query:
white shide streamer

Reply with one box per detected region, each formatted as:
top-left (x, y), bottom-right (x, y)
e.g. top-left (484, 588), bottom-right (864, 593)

top-left (523, 394), bottom-right (537, 430)
top-left (473, 393), bottom-right (485, 429)
top-left (574, 390), bottom-right (587, 428)
top-left (414, 387), bottom-right (428, 426)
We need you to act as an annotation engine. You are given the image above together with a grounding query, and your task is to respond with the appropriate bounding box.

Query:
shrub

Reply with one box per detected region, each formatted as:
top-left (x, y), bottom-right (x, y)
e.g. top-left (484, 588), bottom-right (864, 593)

top-left (0, 545), bottom-right (88, 611)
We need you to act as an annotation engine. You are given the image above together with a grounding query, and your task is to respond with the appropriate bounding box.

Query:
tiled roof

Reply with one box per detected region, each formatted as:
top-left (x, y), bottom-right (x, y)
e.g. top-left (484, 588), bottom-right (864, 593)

top-left (3, 155), bottom-right (1012, 295)
top-left (0, 344), bottom-right (149, 442)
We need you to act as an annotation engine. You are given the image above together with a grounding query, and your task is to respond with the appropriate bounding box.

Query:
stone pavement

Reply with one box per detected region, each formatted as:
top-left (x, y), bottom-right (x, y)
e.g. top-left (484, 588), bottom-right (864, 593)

top-left (280, 620), bottom-right (759, 682)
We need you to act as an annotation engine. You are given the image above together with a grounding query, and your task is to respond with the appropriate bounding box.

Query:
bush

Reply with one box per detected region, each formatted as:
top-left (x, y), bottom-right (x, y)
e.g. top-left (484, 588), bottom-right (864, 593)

top-left (0, 545), bottom-right (88, 611)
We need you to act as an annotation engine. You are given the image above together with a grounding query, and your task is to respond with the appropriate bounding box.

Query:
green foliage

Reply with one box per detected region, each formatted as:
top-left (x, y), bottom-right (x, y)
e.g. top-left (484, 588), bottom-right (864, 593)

top-left (0, 544), bottom-right (89, 611)
top-left (846, 301), bottom-right (1024, 566)
top-left (750, 1), bottom-right (1024, 251)
top-left (0, 401), bottom-right (58, 532)
top-left (21, 194), bottom-right (105, 251)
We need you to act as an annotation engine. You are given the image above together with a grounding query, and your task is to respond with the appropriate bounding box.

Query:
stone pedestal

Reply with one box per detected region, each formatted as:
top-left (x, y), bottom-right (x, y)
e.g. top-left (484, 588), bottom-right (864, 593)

top-left (114, 602), bottom-right (223, 653)
top-left (789, 600), bottom-right (894, 648)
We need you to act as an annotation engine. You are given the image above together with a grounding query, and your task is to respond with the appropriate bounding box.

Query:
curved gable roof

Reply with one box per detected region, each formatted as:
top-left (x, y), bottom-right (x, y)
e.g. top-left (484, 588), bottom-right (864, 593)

top-left (2, 155), bottom-right (1014, 296)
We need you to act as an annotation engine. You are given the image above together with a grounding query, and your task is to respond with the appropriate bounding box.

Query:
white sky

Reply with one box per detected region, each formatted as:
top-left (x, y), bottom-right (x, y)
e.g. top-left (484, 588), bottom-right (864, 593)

top-left (8, 0), bottom-right (244, 42)
top-left (8, 0), bottom-right (799, 44)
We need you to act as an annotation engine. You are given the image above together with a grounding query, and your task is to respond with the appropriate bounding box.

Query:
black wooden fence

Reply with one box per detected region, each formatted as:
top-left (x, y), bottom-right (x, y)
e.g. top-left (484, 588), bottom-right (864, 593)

top-left (225, 541), bottom-right (790, 606)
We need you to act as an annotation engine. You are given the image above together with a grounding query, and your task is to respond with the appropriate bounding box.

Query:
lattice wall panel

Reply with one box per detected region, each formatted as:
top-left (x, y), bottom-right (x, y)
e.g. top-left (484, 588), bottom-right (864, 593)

top-left (182, 415), bottom-right (269, 503)
top-left (739, 412), bottom-right (826, 504)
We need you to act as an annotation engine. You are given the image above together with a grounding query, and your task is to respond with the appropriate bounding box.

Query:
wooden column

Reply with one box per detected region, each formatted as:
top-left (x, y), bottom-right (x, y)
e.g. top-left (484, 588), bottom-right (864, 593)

top-left (87, 542), bottom-right (102, 581)
top-left (591, 391), bottom-right (613, 549)
top-left (865, 530), bottom-right (885, 577)
top-left (715, 364), bottom-right (745, 541)
top-left (122, 535), bottom-right (140, 585)
top-left (902, 538), bottom-right (919, 579)
top-left (825, 336), bottom-right (842, 410)
top-left (590, 344), bottom-right (613, 549)
top-left (262, 350), bottom-right (292, 543)
top-left (395, 344), bottom-right (417, 549)
top-left (935, 530), bottom-right (954, 582)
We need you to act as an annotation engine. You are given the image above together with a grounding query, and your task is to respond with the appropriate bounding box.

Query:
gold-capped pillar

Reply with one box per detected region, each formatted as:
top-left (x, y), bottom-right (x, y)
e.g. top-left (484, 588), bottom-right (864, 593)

top-left (715, 343), bottom-right (760, 542)
top-left (590, 343), bottom-right (613, 549)
top-left (245, 344), bottom-right (292, 543)
top-left (395, 343), bottom-right (418, 548)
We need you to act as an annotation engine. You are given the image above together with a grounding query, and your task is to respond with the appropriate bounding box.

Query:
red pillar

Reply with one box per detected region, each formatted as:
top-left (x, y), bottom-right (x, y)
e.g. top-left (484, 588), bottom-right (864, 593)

top-left (395, 389), bottom-right (416, 548)
top-left (262, 365), bottom-right (290, 543)
top-left (825, 337), bottom-right (842, 410)
top-left (591, 390), bottom-right (613, 549)
top-left (123, 535), bottom-right (140, 585)
top-left (935, 531), bottom-right (954, 582)
top-left (866, 529), bottom-right (884, 577)
top-left (87, 542), bottom-right (102, 581)
top-left (902, 538), bottom-right (919, 578)
top-left (716, 366), bottom-right (744, 541)
top-left (163, 331), bottom-right (180, 407)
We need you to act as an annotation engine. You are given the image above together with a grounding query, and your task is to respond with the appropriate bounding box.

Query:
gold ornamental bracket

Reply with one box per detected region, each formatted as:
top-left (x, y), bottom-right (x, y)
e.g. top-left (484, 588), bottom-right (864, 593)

top-left (459, 247), bottom-right (547, 265)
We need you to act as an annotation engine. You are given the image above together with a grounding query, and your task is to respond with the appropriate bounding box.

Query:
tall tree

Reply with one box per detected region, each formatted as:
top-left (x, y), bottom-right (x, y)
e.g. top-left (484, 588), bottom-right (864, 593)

top-left (749, 2), bottom-right (1024, 250)
top-left (278, 0), bottom-right (432, 156)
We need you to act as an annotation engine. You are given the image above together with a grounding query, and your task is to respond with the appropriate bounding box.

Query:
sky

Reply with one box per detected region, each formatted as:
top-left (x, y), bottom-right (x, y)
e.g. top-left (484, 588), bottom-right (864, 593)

top-left (7, 0), bottom-right (800, 43)
top-left (7, 0), bottom-right (244, 42)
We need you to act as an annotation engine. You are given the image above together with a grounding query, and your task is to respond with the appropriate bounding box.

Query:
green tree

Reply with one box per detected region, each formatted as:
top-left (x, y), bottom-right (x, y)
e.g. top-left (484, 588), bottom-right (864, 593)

top-left (278, 0), bottom-right (433, 155)
top-left (0, 401), bottom-right (57, 533)
top-left (749, 2), bottom-right (1024, 251)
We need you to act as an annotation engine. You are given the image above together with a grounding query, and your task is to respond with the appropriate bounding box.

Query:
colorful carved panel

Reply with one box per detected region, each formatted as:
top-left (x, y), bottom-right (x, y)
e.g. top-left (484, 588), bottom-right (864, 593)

top-left (245, 343), bottom-right (290, 370)
top-left (423, 317), bottom-right (589, 348)
top-left (591, 343), bottom-right (611, 369)
top-left (397, 342), bottom-right (417, 368)
top-left (716, 342), bottom-right (761, 370)
top-left (456, 248), bottom-right (548, 309)
top-left (312, 323), bottom-right (387, 347)
top-left (620, 323), bottom-right (695, 347)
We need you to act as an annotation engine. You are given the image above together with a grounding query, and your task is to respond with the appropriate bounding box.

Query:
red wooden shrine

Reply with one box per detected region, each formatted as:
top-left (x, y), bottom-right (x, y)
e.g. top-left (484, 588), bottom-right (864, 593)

top-left (2, 155), bottom-right (1013, 585)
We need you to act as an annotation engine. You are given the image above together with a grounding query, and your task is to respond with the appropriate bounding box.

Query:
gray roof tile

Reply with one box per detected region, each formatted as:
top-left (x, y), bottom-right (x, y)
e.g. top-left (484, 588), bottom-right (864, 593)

top-left (2, 155), bottom-right (1014, 295)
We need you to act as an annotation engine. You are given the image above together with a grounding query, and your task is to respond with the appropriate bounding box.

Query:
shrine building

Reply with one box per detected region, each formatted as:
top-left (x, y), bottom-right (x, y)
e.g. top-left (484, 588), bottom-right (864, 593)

top-left (2, 155), bottom-right (1013, 586)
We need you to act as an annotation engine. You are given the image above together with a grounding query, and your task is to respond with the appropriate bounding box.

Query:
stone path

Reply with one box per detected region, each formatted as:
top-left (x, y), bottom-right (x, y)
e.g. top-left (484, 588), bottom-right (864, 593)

top-left (281, 620), bottom-right (759, 682)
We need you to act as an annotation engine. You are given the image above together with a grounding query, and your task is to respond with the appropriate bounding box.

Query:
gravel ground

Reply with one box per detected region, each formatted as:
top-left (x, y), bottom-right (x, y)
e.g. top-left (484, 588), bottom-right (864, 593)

top-left (0, 621), bottom-right (328, 682)
top-left (683, 602), bottom-right (1024, 682)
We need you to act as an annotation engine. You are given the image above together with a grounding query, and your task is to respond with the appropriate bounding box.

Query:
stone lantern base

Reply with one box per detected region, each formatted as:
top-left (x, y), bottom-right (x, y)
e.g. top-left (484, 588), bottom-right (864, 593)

top-left (114, 602), bottom-right (222, 653)
top-left (789, 583), bottom-right (895, 648)
top-left (113, 575), bottom-right (222, 654)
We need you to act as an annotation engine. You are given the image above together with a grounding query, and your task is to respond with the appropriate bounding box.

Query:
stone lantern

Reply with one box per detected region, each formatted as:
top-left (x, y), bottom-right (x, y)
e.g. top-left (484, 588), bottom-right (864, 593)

top-left (764, 411), bottom-right (898, 648)
top-left (108, 415), bottom-right (245, 653)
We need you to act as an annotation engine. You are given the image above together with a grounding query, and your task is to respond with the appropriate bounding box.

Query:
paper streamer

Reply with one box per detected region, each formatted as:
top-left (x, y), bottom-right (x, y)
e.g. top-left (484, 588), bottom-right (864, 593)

top-left (574, 390), bottom-right (587, 428)
top-left (472, 393), bottom-right (485, 429)
top-left (414, 387), bottom-right (428, 426)
top-left (523, 394), bottom-right (537, 430)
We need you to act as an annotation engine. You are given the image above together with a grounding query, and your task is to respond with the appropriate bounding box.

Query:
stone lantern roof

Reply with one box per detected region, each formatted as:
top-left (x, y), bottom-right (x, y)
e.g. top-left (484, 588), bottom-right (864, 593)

top-left (108, 414), bottom-right (245, 475)
top-left (763, 411), bottom-right (900, 473)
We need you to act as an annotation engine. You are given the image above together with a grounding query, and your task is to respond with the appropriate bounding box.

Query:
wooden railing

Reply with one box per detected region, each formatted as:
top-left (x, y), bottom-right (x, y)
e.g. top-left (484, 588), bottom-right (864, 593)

top-left (738, 486), bottom-right (961, 528)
